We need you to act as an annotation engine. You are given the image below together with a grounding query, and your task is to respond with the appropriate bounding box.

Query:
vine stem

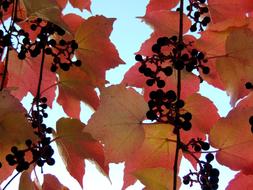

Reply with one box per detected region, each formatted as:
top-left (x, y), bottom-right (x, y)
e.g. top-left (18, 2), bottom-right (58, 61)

top-left (173, 0), bottom-right (184, 189)
top-left (0, 0), bottom-right (18, 91)
top-left (2, 172), bottom-right (20, 190)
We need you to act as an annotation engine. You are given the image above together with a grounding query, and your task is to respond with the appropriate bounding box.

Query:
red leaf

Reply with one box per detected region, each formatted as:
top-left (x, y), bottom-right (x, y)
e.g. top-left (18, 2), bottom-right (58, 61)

top-left (209, 93), bottom-right (253, 174)
top-left (69, 0), bottom-right (91, 11)
top-left (85, 84), bottom-right (148, 163)
top-left (226, 172), bottom-right (253, 190)
top-left (55, 118), bottom-right (109, 187)
top-left (42, 174), bottom-right (69, 190)
top-left (7, 51), bottom-right (57, 107)
top-left (146, 0), bottom-right (179, 13)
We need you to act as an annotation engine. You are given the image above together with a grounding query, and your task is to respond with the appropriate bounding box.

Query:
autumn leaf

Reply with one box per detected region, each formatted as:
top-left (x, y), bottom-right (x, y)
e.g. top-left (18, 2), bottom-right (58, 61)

top-left (69, 0), bottom-right (91, 11)
top-left (0, 62), bottom-right (7, 89)
top-left (55, 117), bottom-right (109, 188)
top-left (208, 0), bottom-right (253, 23)
top-left (42, 174), bottom-right (69, 190)
top-left (85, 84), bottom-right (148, 163)
top-left (57, 15), bottom-right (124, 117)
top-left (123, 123), bottom-right (179, 189)
top-left (226, 172), bottom-right (253, 190)
top-left (134, 168), bottom-right (181, 190)
top-left (197, 26), bottom-right (253, 105)
top-left (145, 0), bottom-right (179, 13)
top-left (209, 93), bottom-right (253, 174)
top-left (22, 0), bottom-right (68, 31)
top-left (19, 171), bottom-right (33, 190)
top-left (57, 67), bottom-right (99, 118)
top-left (75, 15), bottom-right (124, 86)
top-left (0, 90), bottom-right (35, 181)
top-left (7, 51), bottom-right (57, 107)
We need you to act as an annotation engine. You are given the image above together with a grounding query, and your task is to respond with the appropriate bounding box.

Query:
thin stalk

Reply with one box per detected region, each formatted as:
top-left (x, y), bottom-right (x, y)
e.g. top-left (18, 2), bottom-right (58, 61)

top-left (2, 172), bottom-right (20, 190)
top-left (173, 0), bottom-right (184, 189)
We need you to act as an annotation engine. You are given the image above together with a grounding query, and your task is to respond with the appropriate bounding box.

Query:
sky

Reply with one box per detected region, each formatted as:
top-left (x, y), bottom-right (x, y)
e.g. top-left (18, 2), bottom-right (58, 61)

top-left (1, 0), bottom-right (239, 189)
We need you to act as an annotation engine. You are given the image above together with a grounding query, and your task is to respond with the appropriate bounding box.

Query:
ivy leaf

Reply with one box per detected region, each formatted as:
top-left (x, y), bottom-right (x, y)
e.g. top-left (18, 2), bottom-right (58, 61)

top-left (55, 117), bottom-right (109, 188)
top-left (226, 172), bottom-right (253, 190)
top-left (0, 90), bottom-right (35, 181)
top-left (7, 51), bottom-right (57, 107)
top-left (85, 84), bottom-right (148, 163)
top-left (209, 93), bottom-right (253, 174)
top-left (42, 174), bottom-right (69, 190)
top-left (123, 124), bottom-right (179, 189)
top-left (133, 168), bottom-right (181, 190)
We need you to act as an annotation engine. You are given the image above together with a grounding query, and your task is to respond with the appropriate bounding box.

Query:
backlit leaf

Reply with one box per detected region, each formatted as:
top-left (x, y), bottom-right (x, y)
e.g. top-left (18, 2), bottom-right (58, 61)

top-left (85, 84), bottom-right (148, 163)
top-left (42, 174), bottom-right (69, 190)
top-left (55, 118), bottom-right (109, 187)
top-left (226, 172), bottom-right (253, 190)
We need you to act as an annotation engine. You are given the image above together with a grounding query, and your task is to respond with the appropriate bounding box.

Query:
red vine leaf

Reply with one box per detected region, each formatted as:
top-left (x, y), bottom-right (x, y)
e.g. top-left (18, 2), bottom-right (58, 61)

top-left (133, 167), bottom-right (181, 190)
top-left (123, 123), bottom-right (179, 189)
top-left (208, 0), bottom-right (253, 23)
top-left (42, 174), bottom-right (69, 190)
top-left (7, 51), bottom-right (57, 107)
top-left (85, 84), bottom-right (148, 163)
top-left (146, 0), bottom-right (179, 13)
top-left (209, 93), bottom-right (253, 174)
top-left (75, 15), bottom-right (124, 87)
top-left (226, 172), bottom-right (253, 190)
top-left (57, 67), bottom-right (99, 118)
top-left (22, 0), bottom-right (68, 31)
top-left (55, 117), bottom-right (109, 187)
top-left (69, 0), bottom-right (91, 11)
top-left (0, 90), bottom-right (35, 181)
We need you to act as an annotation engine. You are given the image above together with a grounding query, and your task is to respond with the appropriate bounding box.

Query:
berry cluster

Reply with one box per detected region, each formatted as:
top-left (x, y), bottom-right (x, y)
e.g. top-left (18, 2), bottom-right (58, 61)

top-left (186, 0), bottom-right (210, 32)
top-left (136, 36), bottom-right (209, 87)
top-left (184, 138), bottom-right (210, 152)
top-left (183, 152), bottom-right (220, 190)
top-left (5, 96), bottom-right (55, 172)
top-left (13, 18), bottom-right (81, 72)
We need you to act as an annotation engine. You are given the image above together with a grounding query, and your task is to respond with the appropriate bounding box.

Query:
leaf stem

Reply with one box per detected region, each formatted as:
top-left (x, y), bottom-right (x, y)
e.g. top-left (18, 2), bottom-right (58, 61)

top-left (173, 0), bottom-right (184, 189)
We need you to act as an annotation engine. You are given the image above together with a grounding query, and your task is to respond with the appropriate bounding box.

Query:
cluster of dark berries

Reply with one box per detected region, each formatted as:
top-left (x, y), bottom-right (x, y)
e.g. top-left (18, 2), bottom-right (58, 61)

top-left (136, 36), bottom-right (209, 88)
top-left (146, 89), bottom-right (193, 131)
top-left (6, 96), bottom-right (55, 172)
top-left (186, 0), bottom-right (210, 32)
top-left (184, 138), bottom-right (210, 152)
top-left (183, 153), bottom-right (219, 190)
top-left (0, 0), bottom-right (13, 13)
top-left (13, 18), bottom-right (81, 72)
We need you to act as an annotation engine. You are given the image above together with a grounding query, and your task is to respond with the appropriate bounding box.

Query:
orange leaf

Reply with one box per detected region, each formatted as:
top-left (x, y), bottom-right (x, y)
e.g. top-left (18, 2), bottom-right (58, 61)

top-left (42, 174), bottom-right (69, 190)
top-left (85, 84), bottom-right (148, 163)
top-left (75, 15), bottom-right (124, 87)
top-left (123, 123), bottom-right (179, 189)
top-left (133, 167), bottom-right (181, 190)
top-left (209, 93), bottom-right (253, 174)
top-left (226, 172), bottom-right (253, 190)
top-left (0, 90), bottom-right (35, 181)
top-left (19, 171), bottom-right (33, 190)
top-left (69, 0), bottom-right (91, 11)
top-left (55, 118), bottom-right (109, 187)
top-left (146, 0), bottom-right (179, 13)
top-left (57, 67), bottom-right (99, 118)
top-left (7, 51), bottom-right (57, 107)
top-left (208, 0), bottom-right (253, 23)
